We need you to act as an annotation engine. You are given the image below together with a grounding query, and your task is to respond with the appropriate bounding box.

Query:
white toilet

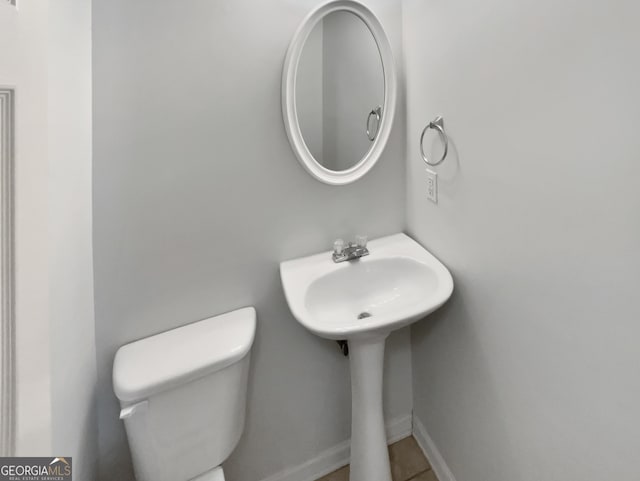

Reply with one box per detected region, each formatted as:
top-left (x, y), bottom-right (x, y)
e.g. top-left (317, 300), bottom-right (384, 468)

top-left (113, 307), bottom-right (256, 481)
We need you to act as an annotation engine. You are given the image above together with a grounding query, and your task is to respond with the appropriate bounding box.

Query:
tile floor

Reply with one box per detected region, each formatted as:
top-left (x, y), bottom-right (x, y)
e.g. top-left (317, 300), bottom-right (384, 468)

top-left (317, 436), bottom-right (438, 481)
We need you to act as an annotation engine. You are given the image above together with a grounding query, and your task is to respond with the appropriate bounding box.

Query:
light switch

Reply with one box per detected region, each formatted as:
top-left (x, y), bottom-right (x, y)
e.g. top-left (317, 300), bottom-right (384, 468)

top-left (426, 169), bottom-right (437, 204)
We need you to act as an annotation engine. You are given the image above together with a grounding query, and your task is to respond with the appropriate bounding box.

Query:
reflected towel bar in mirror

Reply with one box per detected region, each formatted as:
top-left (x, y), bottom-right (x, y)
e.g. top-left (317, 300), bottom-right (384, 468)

top-left (366, 106), bottom-right (382, 141)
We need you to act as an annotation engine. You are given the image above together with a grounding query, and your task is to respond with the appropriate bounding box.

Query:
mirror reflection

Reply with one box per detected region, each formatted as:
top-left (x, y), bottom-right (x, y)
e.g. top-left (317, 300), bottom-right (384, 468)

top-left (296, 11), bottom-right (384, 172)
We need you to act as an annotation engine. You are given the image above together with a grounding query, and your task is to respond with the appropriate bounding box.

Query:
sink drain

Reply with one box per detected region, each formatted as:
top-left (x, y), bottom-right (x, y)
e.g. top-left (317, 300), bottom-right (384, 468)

top-left (357, 311), bottom-right (372, 319)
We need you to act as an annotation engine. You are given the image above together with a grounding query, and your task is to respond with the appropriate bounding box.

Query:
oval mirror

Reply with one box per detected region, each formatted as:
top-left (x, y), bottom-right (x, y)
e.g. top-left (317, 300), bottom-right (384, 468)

top-left (282, 1), bottom-right (397, 185)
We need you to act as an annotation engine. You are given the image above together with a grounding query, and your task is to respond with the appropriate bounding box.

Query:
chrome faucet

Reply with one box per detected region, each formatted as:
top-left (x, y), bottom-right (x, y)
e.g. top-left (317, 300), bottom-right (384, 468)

top-left (332, 235), bottom-right (369, 263)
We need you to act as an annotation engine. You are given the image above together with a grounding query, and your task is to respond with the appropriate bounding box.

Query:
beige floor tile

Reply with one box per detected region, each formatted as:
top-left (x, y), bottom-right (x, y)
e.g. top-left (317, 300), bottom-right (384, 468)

top-left (316, 465), bottom-right (349, 481)
top-left (388, 436), bottom-right (431, 481)
top-left (315, 436), bottom-right (435, 481)
top-left (408, 470), bottom-right (438, 481)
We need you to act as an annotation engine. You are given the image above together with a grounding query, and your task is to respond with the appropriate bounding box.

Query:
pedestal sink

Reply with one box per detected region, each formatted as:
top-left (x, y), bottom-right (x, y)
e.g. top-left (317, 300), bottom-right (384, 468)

top-left (280, 233), bottom-right (453, 481)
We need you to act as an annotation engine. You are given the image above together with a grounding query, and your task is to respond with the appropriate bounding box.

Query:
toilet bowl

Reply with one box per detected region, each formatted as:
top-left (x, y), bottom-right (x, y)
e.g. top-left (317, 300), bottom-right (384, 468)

top-left (113, 307), bottom-right (256, 481)
top-left (190, 466), bottom-right (225, 481)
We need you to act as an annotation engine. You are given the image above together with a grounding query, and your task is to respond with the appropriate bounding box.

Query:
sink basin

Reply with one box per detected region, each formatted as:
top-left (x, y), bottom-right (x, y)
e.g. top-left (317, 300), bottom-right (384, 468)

top-left (281, 233), bottom-right (453, 340)
top-left (280, 233), bottom-right (453, 481)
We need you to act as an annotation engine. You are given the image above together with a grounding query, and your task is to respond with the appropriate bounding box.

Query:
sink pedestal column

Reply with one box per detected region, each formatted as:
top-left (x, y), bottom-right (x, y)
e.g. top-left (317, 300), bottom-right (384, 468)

top-left (348, 334), bottom-right (392, 481)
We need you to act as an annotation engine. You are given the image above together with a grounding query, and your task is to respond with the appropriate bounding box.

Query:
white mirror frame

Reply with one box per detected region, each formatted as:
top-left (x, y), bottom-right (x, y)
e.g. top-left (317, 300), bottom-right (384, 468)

top-left (282, 0), bottom-right (397, 185)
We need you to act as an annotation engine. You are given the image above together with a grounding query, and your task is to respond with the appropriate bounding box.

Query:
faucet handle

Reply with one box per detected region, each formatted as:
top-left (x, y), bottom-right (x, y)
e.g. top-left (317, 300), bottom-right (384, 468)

top-left (355, 235), bottom-right (368, 249)
top-left (333, 238), bottom-right (345, 255)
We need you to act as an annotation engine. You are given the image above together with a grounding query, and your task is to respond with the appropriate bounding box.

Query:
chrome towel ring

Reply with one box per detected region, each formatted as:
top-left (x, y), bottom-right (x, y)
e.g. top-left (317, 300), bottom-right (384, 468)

top-left (366, 106), bottom-right (382, 141)
top-left (420, 116), bottom-right (448, 166)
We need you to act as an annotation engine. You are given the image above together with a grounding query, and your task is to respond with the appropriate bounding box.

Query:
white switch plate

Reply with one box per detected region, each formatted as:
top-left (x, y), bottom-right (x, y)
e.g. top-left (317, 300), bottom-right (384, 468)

top-left (426, 169), bottom-right (438, 203)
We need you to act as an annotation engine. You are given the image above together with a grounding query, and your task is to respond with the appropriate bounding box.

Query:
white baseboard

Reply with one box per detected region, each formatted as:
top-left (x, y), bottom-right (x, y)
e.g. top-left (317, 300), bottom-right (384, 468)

top-left (412, 415), bottom-right (457, 481)
top-left (386, 413), bottom-right (413, 444)
top-left (260, 414), bottom-right (412, 481)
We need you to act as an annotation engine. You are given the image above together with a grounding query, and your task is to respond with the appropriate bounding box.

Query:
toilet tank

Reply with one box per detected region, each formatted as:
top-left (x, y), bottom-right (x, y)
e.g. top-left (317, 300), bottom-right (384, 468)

top-left (113, 307), bottom-right (256, 481)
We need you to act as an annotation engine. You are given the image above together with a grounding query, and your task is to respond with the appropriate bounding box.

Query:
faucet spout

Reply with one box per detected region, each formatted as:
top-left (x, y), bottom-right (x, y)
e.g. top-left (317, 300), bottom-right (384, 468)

top-left (332, 236), bottom-right (369, 263)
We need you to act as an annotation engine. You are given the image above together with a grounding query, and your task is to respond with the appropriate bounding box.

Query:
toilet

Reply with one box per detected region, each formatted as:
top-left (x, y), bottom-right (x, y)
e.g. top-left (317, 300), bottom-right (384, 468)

top-left (113, 307), bottom-right (256, 481)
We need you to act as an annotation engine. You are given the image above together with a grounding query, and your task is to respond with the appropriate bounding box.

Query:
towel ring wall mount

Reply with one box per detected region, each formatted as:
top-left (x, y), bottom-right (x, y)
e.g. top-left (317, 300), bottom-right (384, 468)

top-left (420, 116), bottom-right (449, 166)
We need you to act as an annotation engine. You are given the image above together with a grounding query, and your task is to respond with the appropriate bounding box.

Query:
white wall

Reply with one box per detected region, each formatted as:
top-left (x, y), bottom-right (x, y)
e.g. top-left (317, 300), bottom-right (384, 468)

top-left (0, 0), bottom-right (52, 455)
top-left (404, 1), bottom-right (640, 480)
top-left (92, 1), bottom-right (409, 480)
top-left (48, 0), bottom-right (97, 479)
top-left (0, 0), bottom-right (96, 472)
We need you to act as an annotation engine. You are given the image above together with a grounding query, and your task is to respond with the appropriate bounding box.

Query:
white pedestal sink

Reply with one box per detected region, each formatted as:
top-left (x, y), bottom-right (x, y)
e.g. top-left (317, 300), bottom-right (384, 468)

top-left (280, 233), bottom-right (453, 481)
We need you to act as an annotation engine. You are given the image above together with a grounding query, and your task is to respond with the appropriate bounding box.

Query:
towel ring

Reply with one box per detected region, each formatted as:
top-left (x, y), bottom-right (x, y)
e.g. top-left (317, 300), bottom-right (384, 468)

top-left (366, 106), bottom-right (382, 141)
top-left (420, 116), bottom-right (448, 166)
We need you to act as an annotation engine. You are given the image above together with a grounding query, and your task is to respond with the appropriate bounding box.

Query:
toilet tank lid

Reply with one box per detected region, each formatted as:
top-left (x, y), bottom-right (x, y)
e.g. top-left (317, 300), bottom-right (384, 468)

top-left (113, 307), bottom-right (256, 403)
